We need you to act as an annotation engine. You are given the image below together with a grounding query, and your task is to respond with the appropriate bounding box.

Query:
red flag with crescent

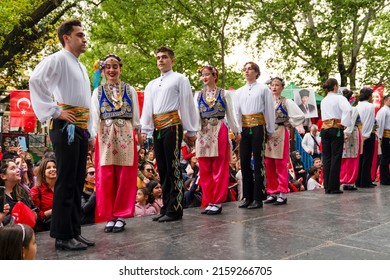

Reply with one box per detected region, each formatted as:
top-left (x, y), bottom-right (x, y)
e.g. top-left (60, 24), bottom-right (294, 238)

top-left (10, 90), bottom-right (36, 133)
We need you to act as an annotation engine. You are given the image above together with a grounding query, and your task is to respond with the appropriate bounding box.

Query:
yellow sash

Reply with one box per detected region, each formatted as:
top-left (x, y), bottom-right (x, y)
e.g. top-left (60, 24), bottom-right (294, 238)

top-left (153, 111), bottom-right (181, 130)
top-left (384, 129), bottom-right (390, 139)
top-left (58, 103), bottom-right (89, 130)
top-left (322, 119), bottom-right (344, 130)
top-left (242, 113), bottom-right (265, 128)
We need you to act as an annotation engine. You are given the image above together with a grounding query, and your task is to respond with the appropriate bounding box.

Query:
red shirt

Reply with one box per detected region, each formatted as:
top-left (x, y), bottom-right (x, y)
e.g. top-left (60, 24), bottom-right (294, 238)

top-left (30, 183), bottom-right (54, 221)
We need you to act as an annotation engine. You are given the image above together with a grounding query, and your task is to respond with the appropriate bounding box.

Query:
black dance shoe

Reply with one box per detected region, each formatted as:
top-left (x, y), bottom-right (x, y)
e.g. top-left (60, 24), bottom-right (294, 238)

top-left (273, 197), bottom-right (287, 205)
top-left (152, 214), bottom-right (165, 221)
top-left (112, 220), bottom-right (126, 233)
top-left (158, 215), bottom-right (182, 223)
top-left (55, 239), bottom-right (88, 251)
top-left (264, 195), bottom-right (277, 204)
top-left (238, 199), bottom-right (251, 208)
top-left (207, 206), bottom-right (222, 215)
top-left (247, 200), bottom-right (263, 209)
top-left (75, 235), bottom-right (95, 246)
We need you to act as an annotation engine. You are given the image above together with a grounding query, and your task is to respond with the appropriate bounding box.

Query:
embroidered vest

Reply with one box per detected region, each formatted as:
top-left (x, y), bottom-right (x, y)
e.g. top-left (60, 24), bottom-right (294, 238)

top-left (197, 88), bottom-right (226, 119)
top-left (275, 96), bottom-right (289, 124)
top-left (98, 82), bottom-right (133, 120)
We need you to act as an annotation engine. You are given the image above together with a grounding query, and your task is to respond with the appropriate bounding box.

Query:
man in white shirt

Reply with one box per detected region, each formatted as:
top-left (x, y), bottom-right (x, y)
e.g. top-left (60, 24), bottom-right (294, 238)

top-left (355, 87), bottom-right (376, 188)
top-left (376, 94), bottom-right (390, 185)
top-left (140, 46), bottom-right (199, 222)
top-left (29, 19), bottom-right (95, 250)
top-left (301, 124), bottom-right (321, 158)
top-left (234, 62), bottom-right (275, 209)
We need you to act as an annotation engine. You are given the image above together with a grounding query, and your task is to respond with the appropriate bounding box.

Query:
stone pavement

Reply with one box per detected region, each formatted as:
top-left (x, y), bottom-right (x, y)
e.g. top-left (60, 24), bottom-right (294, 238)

top-left (35, 184), bottom-right (390, 260)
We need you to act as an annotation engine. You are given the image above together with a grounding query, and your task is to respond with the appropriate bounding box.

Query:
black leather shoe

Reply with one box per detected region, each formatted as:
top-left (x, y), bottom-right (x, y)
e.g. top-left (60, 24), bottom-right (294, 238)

top-left (264, 195), bottom-right (277, 204)
top-left (104, 221), bottom-right (116, 233)
top-left (343, 185), bottom-right (358, 191)
top-left (238, 199), bottom-right (251, 208)
top-left (152, 214), bottom-right (165, 221)
top-left (75, 235), bottom-right (95, 246)
top-left (247, 200), bottom-right (263, 209)
top-left (206, 206), bottom-right (222, 215)
top-left (326, 190), bottom-right (344, 194)
top-left (158, 215), bottom-right (182, 223)
top-left (112, 220), bottom-right (126, 233)
top-left (273, 197), bottom-right (287, 205)
top-left (55, 238), bottom-right (87, 251)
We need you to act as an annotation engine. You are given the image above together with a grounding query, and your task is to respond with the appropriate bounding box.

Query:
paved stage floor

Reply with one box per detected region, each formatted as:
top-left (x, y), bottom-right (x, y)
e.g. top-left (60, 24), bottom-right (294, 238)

top-left (35, 184), bottom-right (390, 260)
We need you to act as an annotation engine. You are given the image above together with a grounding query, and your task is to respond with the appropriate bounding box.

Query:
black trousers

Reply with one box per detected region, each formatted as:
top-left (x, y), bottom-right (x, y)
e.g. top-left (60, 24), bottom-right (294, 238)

top-left (356, 132), bottom-right (375, 188)
top-left (321, 128), bottom-right (344, 191)
top-left (380, 137), bottom-right (390, 185)
top-left (153, 125), bottom-right (184, 218)
top-left (239, 125), bottom-right (266, 202)
top-left (49, 119), bottom-right (88, 240)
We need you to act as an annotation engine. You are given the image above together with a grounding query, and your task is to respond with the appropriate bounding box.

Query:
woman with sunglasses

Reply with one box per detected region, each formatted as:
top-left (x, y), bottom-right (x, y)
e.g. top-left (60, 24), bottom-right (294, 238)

top-left (90, 54), bottom-right (141, 233)
top-left (81, 164), bottom-right (96, 225)
top-left (195, 65), bottom-right (240, 215)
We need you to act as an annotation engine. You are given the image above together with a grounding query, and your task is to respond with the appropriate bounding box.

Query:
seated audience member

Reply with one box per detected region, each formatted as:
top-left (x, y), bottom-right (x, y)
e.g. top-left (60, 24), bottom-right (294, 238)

top-left (134, 187), bottom-right (157, 217)
top-left (0, 160), bottom-right (39, 227)
top-left (229, 153), bottom-right (239, 185)
top-left (146, 180), bottom-right (163, 212)
top-left (183, 177), bottom-right (202, 208)
top-left (137, 148), bottom-right (147, 170)
top-left (30, 158), bottom-right (56, 231)
top-left (137, 162), bottom-right (156, 188)
top-left (181, 132), bottom-right (196, 172)
top-left (235, 160), bottom-right (243, 200)
top-left (313, 157), bottom-right (323, 184)
top-left (15, 157), bottom-right (34, 191)
top-left (145, 150), bottom-right (157, 171)
top-left (0, 204), bottom-right (11, 227)
top-left (0, 224), bottom-right (37, 260)
top-left (307, 166), bottom-right (323, 190)
top-left (290, 151), bottom-right (307, 189)
top-left (184, 155), bottom-right (199, 180)
top-left (81, 164), bottom-right (96, 225)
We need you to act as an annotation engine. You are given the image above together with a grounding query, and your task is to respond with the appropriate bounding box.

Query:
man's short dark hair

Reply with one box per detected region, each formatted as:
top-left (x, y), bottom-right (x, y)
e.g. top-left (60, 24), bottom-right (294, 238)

top-left (359, 87), bottom-right (373, 102)
top-left (156, 46), bottom-right (175, 58)
top-left (57, 19), bottom-right (82, 47)
top-left (244, 61), bottom-right (260, 79)
top-left (308, 166), bottom-right (318, 177)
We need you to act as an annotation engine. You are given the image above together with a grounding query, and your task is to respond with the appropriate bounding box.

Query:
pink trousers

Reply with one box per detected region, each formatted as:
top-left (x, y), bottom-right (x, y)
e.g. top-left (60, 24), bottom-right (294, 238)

top-left (265, 128), bottom-right (290, 194)
top-left (198, 123), bottom-right (230, 205)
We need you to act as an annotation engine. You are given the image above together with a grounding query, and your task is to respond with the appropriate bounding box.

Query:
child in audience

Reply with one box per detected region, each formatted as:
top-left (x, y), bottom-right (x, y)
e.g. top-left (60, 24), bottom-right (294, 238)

top-left (0, 224), bottom-right (37, 260)
top-left (146, 180), bottom-right (163, 212)
top-left (307, 166), bottom-right (323, 190)
top-left (134, 187), bottom-right (157, 217)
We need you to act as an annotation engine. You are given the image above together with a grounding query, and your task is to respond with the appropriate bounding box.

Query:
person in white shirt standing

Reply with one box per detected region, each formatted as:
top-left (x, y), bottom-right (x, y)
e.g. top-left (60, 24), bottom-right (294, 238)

top-left (29, 19), bottom-right (95, 250)
top-left (301, 124), bottom-right (321, 159)
top-left (320, 78), bottom-right (352, 194)
top-left (140, 46), bottom-right (199, 222)
top-left (355, 87), bottom-right (376, 188)
top-left (376, 94), bottom-right (390, 185)
top-left (234, 62), bottom-right (275, 209)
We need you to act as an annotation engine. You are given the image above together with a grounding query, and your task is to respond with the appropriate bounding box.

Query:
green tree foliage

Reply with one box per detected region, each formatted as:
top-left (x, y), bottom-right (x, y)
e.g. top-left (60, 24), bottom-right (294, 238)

top-left (248, 0), bottom-right (389, 89)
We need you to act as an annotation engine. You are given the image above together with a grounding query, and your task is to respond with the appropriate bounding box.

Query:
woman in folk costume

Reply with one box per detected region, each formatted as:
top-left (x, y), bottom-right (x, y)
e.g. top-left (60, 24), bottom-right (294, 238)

top-left (340, 89), bottom-right (361, 191)
top-left (90, 54), bottom-right (141, 233)
top-left (264, 77), bottom-right (305, 205)
top-left (195, 65), bottom-right (240, 215)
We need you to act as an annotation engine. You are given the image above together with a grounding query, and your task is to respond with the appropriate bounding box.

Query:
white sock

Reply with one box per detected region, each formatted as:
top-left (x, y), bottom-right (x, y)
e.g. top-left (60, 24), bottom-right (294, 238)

top-left (266, 195), bottom-right (276, 201)
top-left (205, 204), bottom-right (213, 211)
top-left (106, 221), bottom-right (115, 227)
top-left (279, 193), bottom-right (287, 199)
top-left (114, 218), bottom-right (125, 227)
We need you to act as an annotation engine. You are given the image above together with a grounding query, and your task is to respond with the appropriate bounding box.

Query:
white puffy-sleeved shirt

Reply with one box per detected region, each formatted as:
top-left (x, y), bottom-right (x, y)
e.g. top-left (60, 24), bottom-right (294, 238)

top-left (376, 105), bottom-right (390, 139)
top-left (140, 70), bottom-right (199, 136)
top-left (320, 92), bottom-right (352, 128)
top-left (233, 82), bottom-right (275, 134)
top-left (356, 101), bottom-right (375, 139)
top-left (29, 49), bottom-right (92, 132)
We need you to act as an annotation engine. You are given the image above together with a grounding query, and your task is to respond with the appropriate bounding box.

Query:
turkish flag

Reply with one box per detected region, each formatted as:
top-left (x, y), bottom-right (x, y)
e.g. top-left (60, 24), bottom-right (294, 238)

top-left (10, 90), bottom-right (36, 133)
top-left (137, 91), bottom-right (144, 116)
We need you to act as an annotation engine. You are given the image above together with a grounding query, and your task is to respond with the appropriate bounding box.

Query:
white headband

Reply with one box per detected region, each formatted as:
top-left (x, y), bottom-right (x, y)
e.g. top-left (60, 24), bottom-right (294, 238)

top-left (17, 224), bottom-right (25, 242)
